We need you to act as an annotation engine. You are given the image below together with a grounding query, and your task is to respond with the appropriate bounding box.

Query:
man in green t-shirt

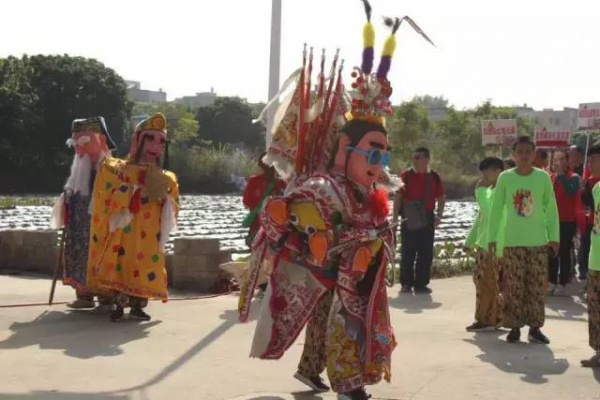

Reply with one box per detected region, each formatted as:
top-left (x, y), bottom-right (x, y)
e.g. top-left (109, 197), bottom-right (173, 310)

top-left (488, 136), bottom-right (559, 344)
top-left (464, 157), bottom-right (504, 332)
top-left (581, 144), bottom-right (600, 368)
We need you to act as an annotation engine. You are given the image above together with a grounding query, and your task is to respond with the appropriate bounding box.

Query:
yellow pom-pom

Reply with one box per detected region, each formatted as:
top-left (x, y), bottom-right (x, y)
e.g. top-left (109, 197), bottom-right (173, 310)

top-left (363, 22), bottom-right (375, 48)
top-left (382, 35), bottom-right (397, 57)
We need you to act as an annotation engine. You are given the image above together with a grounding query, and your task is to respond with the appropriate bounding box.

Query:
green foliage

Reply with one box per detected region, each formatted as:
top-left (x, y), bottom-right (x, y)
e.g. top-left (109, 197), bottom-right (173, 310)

top-left (169, 143), bottom-right (255, 193)
top-left (132, 102), bottom-right (199, 145)
top-left (195, 97), bottom-right (264, 151)
top-left (0, 196), bottom-right (55, 208)
top-left (0, 54), bottom-right (131, 180)
top-left (387, 100), bottom-right (431, 168)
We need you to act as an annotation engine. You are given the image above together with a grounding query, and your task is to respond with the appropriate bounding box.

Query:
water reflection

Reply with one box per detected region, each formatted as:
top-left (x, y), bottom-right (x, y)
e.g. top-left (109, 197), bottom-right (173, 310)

top-left (0, 195), bottom-right (477, 257)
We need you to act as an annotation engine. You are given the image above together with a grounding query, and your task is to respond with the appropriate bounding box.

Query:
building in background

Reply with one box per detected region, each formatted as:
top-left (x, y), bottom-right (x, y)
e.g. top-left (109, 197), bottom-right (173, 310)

top-left (125, 81), bottom-right (167, 103)
top-left (515, 104), bottom-right (578, 132)
top-left (173, 88), bottom-right (218, 108)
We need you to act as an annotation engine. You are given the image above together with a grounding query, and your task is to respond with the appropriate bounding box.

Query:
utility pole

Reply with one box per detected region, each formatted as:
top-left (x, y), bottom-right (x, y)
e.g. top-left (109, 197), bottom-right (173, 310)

top-left (266, 0), bottom-right (282, 149)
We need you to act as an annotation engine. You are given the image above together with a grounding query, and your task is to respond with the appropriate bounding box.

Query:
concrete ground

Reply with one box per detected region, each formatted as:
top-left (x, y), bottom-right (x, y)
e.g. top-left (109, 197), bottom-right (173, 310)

top-left (0, 272), bottom-right (598, 400)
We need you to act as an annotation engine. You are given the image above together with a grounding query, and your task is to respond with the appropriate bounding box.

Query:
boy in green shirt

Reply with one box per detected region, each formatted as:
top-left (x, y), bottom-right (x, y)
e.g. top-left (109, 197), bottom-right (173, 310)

top-left (581, 144), bottom-right (600, 368)
top-left (464, 157), bottom-right (504, 332)
top-left (488, 136), bottom-right (559, 344)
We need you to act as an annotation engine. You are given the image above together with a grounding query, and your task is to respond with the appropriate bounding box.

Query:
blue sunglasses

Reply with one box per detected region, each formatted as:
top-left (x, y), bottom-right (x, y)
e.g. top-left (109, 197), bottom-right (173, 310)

top-left (346, 146), bottom-right (390, 168)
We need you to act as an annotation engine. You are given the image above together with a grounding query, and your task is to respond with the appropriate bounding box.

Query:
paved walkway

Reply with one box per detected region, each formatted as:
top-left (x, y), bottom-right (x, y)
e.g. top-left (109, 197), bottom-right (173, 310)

top-left (0, 272), bottom-right (598, 400)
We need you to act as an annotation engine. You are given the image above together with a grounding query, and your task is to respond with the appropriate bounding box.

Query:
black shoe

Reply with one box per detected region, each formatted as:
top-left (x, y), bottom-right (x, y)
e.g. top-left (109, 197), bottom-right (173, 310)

top-left (129, 308), bottom-right (151, 321)
top-left (466, 321), bottom-right (495, 332)
top-left (528, 327), bottom-right (550, 344)
top-left (506, 327), bottom-right (521, 343)
top-left (400, 286), bottom-right (412, 293)
top-left (110, 306), bottom-right (124, 322)
top-left (414, 286), bottom-right (432, 294)
top-left (293, 371), bottom-right (330, 392)
top-left (342, 387), bottom-right (371, 400)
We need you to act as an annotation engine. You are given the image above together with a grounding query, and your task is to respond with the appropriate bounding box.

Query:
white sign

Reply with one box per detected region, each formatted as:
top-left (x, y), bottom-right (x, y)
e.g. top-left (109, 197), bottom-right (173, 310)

top-left (578, 103), bottom-right (600, 131)
top-left (481, 119), bottom-right (518, 146)
top-left (534, 125), bottom-right (572, 149)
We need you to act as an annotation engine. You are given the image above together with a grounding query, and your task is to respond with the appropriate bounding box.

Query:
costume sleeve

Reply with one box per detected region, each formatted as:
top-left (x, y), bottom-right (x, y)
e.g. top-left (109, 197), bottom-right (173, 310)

top-left (544, 175), bottom-right (560, 243)
top-left (92, 159), bottom-right (135, 232)
top-left (49, 193), bottom-right (66, 229)
top-left (159, 172), bottom-right (180, 252)
top-left (243, 176), bottom-right (261, 210)
top-left (487, 174), bottom-right (506, 245)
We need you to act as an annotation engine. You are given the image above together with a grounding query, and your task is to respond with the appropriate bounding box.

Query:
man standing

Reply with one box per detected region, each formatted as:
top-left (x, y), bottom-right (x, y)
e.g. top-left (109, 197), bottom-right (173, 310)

top-left (50, 117), bottom-right (116, 309)
top-left (396, 147), bottom-right (445, 294)
top-left (464, 157), bottom-right (504, 332)
top-left (581, 143), bottom-right (600, 368)
top-left (549, 151), bottom-right (580, 294)
top-left (533, 148), bottom-right (549, 170)
top-left (488, 136), bottom-right (559, 344)
top-left (87, 112), bottom-right (179, 322)
top-left (576, 146), bottom-right (600, 281)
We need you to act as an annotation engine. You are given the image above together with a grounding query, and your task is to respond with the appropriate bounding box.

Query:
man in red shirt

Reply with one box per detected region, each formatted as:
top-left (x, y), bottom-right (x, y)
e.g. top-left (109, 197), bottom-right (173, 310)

top-left (394, 147), bottom-right (446, 293)
top-left (549, 151), bottom-right (580, 294)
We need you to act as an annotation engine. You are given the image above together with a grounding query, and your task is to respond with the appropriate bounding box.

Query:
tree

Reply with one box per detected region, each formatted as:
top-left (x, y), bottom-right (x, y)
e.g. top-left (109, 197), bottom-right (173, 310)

top-left (195, 97), bottom-right (264, 150)
top-left (386, 100), bottom-right (431, 170)
top-left (132, 102), bottom-right (199, 145)
top-left (0, 54), bottom-right (131, 191)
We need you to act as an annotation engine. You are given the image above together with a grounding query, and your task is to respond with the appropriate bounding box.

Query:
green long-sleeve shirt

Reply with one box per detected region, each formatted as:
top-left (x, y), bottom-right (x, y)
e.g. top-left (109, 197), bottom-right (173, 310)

top-left (488, 168), bottom-right (559, 257)
top-left (588, 182), bottom-right (600, 272)
top-left (465, 186), bottom-right (492, 250)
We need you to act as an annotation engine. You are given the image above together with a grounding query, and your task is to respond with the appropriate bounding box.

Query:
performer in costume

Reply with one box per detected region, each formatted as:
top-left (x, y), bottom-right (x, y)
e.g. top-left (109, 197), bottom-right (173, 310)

top-left (50, 117), bottom-right (117, 309)
top-left (242, 3), bottom-right (434, 399)
top-left (87, 112), bottom-right (179, 322)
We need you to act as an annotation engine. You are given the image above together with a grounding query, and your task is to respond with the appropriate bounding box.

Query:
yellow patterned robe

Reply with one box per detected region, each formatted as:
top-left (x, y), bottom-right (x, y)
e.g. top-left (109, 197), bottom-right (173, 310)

top-left (86, 157), bottom-right (179, 301)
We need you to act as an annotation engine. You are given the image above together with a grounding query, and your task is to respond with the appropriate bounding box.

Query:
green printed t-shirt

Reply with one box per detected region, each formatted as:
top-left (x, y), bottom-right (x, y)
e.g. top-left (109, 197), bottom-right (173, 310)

top-left (465, 186), bottom-right (493, 250)
top-left (588, 183), bottom-right (600, 272)
top-left (488, 168), bottom-right (559, 254)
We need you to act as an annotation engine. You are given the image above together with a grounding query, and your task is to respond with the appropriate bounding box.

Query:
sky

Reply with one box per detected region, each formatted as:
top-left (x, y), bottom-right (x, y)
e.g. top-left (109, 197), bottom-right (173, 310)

top-left (1, 0), bottom-right (599, 110)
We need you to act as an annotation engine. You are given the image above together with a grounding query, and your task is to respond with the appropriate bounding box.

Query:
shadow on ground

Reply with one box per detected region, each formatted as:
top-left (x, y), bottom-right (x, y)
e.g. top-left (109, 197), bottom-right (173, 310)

top-left (0, 309), bottom-right (161, 358)
top-left (388, 292), bottom-right (442, 314)
top-left (464, 330), bottom-right (569, 384)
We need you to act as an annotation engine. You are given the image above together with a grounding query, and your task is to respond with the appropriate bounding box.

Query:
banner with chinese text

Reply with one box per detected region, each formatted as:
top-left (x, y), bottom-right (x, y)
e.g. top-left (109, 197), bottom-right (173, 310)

top-left (481, 119), bottom-right (517, 146)
top-left (534, 125), bottom-right (571, 148)
top-left (578, 103), bottom-right (600, 131)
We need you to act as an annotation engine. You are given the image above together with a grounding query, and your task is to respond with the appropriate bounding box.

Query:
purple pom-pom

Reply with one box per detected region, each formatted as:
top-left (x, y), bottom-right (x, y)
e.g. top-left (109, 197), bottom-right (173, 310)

top-left (362, 47), bottom-right (374, 74)
top-left (376, 56), bottom-right (391, 79)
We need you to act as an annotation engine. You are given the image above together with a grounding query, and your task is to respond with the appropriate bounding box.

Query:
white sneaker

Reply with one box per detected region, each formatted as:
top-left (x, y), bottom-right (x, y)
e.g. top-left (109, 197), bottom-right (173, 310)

top-left (554, 284), bottom-right (565, 296)
top-left (547, 283), bottom-right (556, 296)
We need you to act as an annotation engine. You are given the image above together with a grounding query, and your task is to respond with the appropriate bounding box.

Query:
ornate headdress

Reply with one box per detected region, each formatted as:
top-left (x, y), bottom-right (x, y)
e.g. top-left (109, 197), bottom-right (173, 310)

top-left (347, 0), bottom-right (435, 129)
top-left (260, 0), bottom-right (434, 186)
top-left (70, 116), bottom-right (117, 150)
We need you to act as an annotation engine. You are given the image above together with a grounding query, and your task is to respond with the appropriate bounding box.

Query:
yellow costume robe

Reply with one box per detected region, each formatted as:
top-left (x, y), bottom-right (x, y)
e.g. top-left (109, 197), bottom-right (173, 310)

top-left (87, 157), bottom-right (179, 301)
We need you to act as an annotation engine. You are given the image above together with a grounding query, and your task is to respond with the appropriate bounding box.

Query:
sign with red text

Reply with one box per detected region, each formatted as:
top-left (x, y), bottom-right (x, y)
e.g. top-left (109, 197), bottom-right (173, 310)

top-left (534, 125), bottom-right (571, 148)
top-left (481, 119), bottom-right (517, 146)
top-left (578, 103), bottom-right (600, 131)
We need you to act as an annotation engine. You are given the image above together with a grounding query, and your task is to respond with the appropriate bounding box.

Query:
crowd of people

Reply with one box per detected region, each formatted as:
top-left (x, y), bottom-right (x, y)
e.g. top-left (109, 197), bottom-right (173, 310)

top-left (44, 2), bottom-right (598, 399)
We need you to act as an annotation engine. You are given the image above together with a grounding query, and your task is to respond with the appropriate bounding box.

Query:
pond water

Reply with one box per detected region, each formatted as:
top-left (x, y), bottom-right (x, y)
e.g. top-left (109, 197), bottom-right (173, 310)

top-left (0, 195), bottom-right (477, 257)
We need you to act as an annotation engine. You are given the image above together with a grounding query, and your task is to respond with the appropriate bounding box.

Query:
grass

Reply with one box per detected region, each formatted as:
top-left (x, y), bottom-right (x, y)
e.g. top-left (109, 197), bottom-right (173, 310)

top-left (0, 197), bottom-right (55, 208)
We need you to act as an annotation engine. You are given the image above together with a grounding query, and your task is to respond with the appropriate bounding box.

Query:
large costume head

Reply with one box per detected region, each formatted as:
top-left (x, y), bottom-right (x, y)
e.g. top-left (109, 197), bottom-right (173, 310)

top-left (67, 116), bottom-right (115, 162)
top-left (130, 112), bottom-right (168, 166)
top-left (260, 0), bottom-right (432, 192)
top-left (64, 116), bottom-right (115, 195)
top-left (330, 2), bottom-right (433, 189)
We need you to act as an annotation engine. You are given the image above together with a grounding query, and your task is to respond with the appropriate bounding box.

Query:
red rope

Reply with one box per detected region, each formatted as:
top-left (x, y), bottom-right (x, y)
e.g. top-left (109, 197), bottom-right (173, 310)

top-left (0, 290), bottom-right (235, 309)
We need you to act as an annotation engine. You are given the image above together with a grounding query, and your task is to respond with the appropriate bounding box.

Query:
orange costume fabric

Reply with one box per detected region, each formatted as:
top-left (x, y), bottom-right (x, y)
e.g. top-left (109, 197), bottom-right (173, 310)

top-left (86, 157), bottom-right (179, 301)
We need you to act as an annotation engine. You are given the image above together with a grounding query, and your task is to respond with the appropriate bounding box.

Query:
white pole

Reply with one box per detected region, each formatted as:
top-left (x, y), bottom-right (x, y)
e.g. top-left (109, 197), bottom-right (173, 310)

top-left (583, 130), bottom-right (592, 173)
top-left (266, 0), bottom-right (282, 150)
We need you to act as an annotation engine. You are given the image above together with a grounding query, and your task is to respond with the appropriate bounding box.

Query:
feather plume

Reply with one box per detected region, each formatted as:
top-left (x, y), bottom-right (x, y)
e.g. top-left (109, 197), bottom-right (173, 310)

top-left (361, 0), bottom-right (372, 22)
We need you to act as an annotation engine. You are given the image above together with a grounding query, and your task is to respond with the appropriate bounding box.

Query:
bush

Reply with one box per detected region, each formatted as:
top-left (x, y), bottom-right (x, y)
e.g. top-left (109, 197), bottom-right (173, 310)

top-left (169, 144), bottom-right (255, 193)
top-left (440, 171), bottom-right (479, 200)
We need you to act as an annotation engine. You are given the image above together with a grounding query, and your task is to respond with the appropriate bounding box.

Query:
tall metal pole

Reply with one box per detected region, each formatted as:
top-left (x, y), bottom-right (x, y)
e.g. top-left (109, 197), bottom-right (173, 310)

top-left (266, 0), bottom-right (282, 149)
